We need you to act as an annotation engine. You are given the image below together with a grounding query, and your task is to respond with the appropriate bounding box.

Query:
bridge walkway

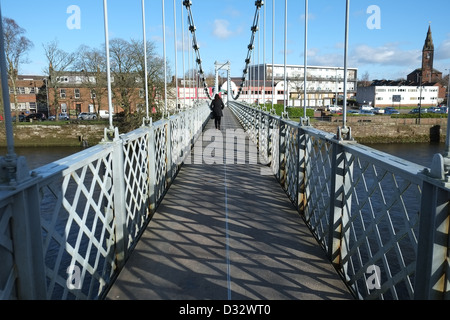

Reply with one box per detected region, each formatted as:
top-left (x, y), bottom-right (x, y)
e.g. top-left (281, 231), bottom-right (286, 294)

top-left (106, 106), bottom-right (354, 300)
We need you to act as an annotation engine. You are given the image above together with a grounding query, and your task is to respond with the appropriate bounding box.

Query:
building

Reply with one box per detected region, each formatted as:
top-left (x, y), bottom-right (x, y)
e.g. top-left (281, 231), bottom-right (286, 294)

top-left (221, 63), bottom-right (358, 108)
top-left (46, 69), bottom-right (163, 117)
top-left (357, 25), bottom-right (446, 108)
top-left (9, 75), bottom-right (46, 116)
top-left (356, 79), bottom-right (440, 108)
top-left (407, 25), bottom-right (443, 84)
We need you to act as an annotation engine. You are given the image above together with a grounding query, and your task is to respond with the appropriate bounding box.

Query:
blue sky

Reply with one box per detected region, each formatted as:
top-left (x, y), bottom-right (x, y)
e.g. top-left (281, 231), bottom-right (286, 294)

top-left (2, 0), bottom-right (450, 81)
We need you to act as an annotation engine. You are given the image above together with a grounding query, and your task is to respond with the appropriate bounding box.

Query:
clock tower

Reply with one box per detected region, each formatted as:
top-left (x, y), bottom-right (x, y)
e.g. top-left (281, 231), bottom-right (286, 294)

top-left (421, 25), bottom-right (434, 82)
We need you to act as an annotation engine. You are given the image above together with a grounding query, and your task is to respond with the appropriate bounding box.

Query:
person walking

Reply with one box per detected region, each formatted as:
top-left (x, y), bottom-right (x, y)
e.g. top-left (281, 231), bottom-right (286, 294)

top-left (210, 93), bottom-right (225, 130)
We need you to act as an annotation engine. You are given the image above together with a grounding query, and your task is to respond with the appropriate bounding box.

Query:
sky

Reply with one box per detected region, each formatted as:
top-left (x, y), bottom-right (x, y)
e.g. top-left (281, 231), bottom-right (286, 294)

top-left (2, 0), bottom-right (450, 82)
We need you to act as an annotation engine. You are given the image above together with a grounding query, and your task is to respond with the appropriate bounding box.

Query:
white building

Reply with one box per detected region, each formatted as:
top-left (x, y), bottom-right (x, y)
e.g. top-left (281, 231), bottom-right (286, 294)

top-left (356, 80), bottom-right (441, 108)
top-left (222, 63), bottom-right (358, 108)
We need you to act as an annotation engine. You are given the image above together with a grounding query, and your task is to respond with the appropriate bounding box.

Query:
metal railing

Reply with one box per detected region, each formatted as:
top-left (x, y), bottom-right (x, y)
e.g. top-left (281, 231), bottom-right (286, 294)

top-left (0, 102), bottom-right (209, 300)
top-left (229, 101), bottom-right (450, 300)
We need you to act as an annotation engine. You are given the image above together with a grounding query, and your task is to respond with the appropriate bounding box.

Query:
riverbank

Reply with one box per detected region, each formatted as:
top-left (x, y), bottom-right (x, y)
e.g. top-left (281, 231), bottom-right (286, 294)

top-left (0, 116), bottom-right (447, 147)
top-left (1, 124), bottom-right (105, 147)
top-left (313, 115), bottom-right (448, 144)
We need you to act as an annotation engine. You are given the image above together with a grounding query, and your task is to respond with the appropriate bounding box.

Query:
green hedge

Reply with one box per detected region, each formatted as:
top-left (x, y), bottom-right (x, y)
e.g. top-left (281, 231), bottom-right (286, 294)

top-left (261, 104), bottom-right (315, 118)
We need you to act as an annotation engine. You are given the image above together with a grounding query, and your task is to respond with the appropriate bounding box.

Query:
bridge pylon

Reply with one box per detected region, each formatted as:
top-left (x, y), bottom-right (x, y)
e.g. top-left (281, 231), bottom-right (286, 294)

top-left (214, 61), bottom-right (232, 106)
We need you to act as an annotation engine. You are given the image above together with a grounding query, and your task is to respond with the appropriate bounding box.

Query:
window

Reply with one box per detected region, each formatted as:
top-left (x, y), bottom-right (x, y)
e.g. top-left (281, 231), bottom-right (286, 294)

top-left (60, 89), bottom-right (66, 99)
top-left (74, 88), bottom-right (81, 99)
top-left (91, 90), bottom-right (96, 99)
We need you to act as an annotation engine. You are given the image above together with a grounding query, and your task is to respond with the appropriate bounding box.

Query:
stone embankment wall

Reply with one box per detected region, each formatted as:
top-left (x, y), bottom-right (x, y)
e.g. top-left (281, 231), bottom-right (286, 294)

top-left (1, 124), bottom-right (105, 147)
top-left (313, 116), bottom-right (448, 144)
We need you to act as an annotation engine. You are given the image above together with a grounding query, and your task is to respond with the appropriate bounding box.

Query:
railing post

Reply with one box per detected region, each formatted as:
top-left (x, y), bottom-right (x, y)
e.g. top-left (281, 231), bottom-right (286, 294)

top-left (414, 178), bottom-right (450, 300)
top-left (165, 119), bottom-right (173, 185)
top-left (279, 121), bottom-right (287, 185)
top-left (148, 124), bottom-right (157, 214)
top-left (297, 127), bottom-right (305, 211)
top-left (10, 183), bottom-right (47, 299)
top-left (327, 141), bottom-right (352, 271)
top-left (111, 131), bottom-right (128, 269)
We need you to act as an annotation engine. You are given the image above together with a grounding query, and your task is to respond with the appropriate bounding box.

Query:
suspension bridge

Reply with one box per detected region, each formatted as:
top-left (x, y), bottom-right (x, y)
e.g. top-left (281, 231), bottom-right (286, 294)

top-left (1, 0), bottom-right (450, 302)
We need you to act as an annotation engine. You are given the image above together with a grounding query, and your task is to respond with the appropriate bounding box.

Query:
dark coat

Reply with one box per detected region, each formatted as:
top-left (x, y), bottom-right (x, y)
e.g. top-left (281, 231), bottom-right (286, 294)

top-left (210, 98), bottom-right (225, 117)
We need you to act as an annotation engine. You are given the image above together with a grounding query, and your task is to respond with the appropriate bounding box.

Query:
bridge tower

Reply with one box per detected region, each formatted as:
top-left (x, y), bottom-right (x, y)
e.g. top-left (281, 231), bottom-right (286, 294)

top-left (214, 61), bottom-right (232, 106)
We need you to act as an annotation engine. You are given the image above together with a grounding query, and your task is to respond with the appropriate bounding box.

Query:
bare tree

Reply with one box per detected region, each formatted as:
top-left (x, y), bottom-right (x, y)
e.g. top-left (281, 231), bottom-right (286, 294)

top-left (43, 39), bottom-right (77, 116)
top-left (129, 39), bottom-right (167, 115)
top-left (3, 17), bottom-right (33, 121)
top-left (109, 38), bottom-right (139, 122)
top-left (75, 45), bottom-right (107, 117)
top-left (358, 71), bottom-right (372, 87)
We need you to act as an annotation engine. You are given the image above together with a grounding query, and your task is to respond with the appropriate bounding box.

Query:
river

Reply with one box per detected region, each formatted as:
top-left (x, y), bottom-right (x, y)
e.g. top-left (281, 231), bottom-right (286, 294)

top-left (1, 141), bottom-right (444, 171)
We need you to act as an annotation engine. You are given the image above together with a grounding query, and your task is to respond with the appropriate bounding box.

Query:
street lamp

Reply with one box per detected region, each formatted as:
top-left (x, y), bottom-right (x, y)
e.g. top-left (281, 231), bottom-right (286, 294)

top-left (417, 74), bottom-right (423, 124)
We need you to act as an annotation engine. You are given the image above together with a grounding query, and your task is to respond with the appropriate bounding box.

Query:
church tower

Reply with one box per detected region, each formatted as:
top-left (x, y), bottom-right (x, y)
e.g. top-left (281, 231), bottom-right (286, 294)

top-left (407, 25), bottom-right (442, 83)
top-left (422, 25), bottom-right (434, 82)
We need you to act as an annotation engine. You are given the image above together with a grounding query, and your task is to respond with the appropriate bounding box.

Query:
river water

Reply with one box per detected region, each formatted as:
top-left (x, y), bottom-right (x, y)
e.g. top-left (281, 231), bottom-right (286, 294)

top-left (1, 142), bottom-right (444, 171)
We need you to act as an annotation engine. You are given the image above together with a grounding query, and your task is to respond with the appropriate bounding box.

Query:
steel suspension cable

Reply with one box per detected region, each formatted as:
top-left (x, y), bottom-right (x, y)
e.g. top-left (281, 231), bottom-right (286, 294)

top-left (174, 0), bottom-right (179, 111)
top-left (142, 0), bottom-right (150, 120)
top-left (272, 0), bottom-right (275, 112)
top-left (181, 1), bottom-right (186, 108)
top-left (183, 0), bottom-right (264, 101)
top-left (162, 0), bottom-right (168, 116)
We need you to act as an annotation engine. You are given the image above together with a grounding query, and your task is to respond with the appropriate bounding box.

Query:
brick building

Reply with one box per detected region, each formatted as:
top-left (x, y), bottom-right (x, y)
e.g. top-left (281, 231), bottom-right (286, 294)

top-left (9, 75), bottom-right (46, 116)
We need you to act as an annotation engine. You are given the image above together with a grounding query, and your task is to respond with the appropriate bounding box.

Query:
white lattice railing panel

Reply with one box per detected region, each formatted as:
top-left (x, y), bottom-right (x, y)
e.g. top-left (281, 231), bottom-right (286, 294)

top-left (303, 134), bottom-right (334, 247)
top-left (153, 123), bottom-right (168, 205)
top-left (39, 146), bottom-right (117, 300)
top-left (0, 201), bottom-right (15, 300)
top-left (284, 125), bottom-right (299, 205)
top-left (342, 150), bottom-right (421, 300)
top-left (122, 131), bottom-right (152, 249)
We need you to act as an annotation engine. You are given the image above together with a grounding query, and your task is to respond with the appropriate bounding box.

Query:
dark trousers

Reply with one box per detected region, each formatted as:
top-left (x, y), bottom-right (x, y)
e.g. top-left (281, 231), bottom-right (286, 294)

top-left (214, 116), bottom-right (221, 129)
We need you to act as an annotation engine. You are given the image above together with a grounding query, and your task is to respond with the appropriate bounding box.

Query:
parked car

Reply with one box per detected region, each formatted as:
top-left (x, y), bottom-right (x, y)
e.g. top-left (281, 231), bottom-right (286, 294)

top-left (435, 107), bottom-right (448, 114)
top-left (12, 114), bottom-right (26, 122)
top-left (327, 105), bottom-right (342, 113)
top-left (25, 113), bottom-right (47, 122)
top-left (99, 110), bottom-right (114, 119)
top-left (427, 106), bottom-right (440, 113)
top-left (373, 108), bottom-right (385, 114)
top-left (78, 112), bottom-right (97, 120)
top-left (58, 113), bottom-right (70, 120)
top-left (49, 113), bottom-right (70, 121)
top-left (409, 108), bottom-right (428, 114)
top-left (360, 105), bottom-right (374, 111)
top-left (384, 108), bottom-right (400, 115)
top-left (359, 110), bottom-right (375, 115)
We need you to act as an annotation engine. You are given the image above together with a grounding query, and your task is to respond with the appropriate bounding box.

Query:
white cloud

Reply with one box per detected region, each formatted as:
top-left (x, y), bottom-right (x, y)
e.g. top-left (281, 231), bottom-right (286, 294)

top-left (212, 19), bottom-right (233, 39)
top-left (350, 43), bottom-right (420, 66)
top-left (435, 35), bottom-right (450, 60)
